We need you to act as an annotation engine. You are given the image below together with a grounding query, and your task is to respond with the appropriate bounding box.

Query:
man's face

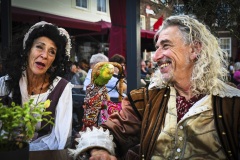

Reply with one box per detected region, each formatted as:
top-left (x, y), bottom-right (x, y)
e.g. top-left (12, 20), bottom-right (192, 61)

top-left (153, 26), bottom-right (196, 84)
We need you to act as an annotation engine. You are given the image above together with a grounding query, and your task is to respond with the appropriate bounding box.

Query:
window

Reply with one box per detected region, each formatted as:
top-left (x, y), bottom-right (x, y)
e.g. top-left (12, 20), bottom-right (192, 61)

top-left (97, 0), bottom-right (106, 12)
top-left (219, 37), bottom-right (231, 57)
top-left (76, 0), bottom-right (88, 9)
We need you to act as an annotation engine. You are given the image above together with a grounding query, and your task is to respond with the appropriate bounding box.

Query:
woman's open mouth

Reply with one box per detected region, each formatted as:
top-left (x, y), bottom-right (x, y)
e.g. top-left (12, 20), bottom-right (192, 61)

top-left (35, 62), bottom-right (46, 69)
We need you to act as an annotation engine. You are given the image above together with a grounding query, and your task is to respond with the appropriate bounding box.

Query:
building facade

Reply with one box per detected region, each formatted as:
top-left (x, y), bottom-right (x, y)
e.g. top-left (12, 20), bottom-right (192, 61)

top-left (1, 0), bottom-right (239, 64)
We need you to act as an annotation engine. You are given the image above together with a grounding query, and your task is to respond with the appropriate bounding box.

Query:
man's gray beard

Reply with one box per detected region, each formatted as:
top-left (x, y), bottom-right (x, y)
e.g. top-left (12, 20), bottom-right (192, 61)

top-left (161, 72), bottom-right (173, 86)
top-left (149, 68), bottom-right (173, 89)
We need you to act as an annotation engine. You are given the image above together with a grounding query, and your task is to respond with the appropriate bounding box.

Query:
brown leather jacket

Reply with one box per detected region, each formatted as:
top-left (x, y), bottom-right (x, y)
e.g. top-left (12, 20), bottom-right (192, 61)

top-left (103, 87), bottom-right (240, 160)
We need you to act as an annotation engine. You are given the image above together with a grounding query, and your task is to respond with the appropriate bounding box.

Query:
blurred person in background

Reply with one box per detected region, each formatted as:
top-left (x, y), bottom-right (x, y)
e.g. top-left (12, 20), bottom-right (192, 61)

top-left (233, 62), bottom-right (240, 89)
top-left (78, 59), bottom-right (90, 72)
top-left (70, 62), bottom-right (87, 94)
top-left (140, 59), bottom-right (149, 79)
top-left (109, 54), bottom-right (127, 95)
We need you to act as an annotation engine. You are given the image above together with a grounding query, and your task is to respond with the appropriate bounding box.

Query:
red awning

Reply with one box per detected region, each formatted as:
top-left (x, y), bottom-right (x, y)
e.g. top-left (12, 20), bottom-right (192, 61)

top-left (95, 20), bottom-right (156, 39)
top-left (12, 7), bottom-right (101, 32)
top-left (73, 20), bottom-right (112, 37)
top-left (95, 20), bottom-right (112, 34)
top-left (141, 29), bottom-right (156, 39)
top-left (95, 20), bottom-right (112, 29)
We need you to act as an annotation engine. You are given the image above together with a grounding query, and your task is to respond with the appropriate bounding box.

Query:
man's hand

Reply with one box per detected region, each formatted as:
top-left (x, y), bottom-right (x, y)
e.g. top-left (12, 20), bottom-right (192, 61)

top-left (89, 149), bottom-right (117, 160)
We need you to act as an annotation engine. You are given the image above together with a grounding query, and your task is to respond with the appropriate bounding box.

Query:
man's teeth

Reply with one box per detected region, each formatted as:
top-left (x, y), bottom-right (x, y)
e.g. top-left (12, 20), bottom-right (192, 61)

top-left (160, 63), bottom-right (170, 69)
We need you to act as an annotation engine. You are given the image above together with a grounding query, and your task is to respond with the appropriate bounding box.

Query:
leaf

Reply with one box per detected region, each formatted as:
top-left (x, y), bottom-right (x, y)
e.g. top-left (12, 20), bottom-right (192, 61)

top-left (42, 111), bottom-right (52, 115)
top-left (49, 121), bottom-right (55, 126)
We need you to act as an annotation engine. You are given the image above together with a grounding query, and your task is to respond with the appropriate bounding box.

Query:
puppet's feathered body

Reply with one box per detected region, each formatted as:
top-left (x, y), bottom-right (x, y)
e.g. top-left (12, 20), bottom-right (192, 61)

top-left (82, 63), bottom-right (115, 129)
top-left (93, 63), bottom-right (114, 86)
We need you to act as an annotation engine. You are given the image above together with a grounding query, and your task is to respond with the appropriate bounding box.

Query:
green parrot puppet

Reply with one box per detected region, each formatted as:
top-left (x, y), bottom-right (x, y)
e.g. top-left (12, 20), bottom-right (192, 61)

top-left (93, 63), bottom-right (115, 86)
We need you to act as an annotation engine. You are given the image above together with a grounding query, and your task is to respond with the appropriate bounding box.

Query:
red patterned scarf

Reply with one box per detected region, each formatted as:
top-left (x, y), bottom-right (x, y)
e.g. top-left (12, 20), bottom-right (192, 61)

top-left (176, 94), bottom-right (204, 122)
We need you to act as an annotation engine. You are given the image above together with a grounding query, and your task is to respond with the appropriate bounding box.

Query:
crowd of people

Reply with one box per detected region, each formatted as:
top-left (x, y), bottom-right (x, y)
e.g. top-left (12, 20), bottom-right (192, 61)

top-left (62, 53), bottom-right (129, 98)
top-left (0, 14), bottom-right (240, 160)
top-left (140, 59), bottom-right (155, 87)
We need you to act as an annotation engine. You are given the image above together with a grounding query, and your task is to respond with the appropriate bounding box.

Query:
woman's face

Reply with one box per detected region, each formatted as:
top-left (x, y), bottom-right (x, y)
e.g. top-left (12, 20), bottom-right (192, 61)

top-left (27, 36), bottom-right (57, 76)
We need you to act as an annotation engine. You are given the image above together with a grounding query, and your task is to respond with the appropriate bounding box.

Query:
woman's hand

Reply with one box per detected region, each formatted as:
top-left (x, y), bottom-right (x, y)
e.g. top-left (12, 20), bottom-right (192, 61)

top-left (89, 149), bottom-right (117, 160)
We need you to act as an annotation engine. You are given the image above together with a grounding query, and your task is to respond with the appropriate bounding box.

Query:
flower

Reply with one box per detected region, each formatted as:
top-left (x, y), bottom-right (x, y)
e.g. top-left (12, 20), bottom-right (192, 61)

top-left (44, 99), bottom-right (51, 108)
top-left (0, 99), bottom-right (54, 151)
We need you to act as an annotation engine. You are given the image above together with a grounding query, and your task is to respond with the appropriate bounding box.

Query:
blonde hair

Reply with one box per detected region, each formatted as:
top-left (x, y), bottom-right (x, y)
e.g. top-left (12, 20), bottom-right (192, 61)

top-left (152, 15), bottom-right (229, 95)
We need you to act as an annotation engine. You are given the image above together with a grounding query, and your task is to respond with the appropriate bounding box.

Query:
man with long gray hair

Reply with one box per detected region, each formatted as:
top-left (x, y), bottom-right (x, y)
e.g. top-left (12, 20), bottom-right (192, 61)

top-left (70, 15), bottom-right (240, 160)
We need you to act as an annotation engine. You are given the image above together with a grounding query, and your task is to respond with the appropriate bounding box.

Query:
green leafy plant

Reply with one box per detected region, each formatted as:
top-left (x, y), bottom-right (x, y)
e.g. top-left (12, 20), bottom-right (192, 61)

top-left (0, 99), bottom-right (54, 151)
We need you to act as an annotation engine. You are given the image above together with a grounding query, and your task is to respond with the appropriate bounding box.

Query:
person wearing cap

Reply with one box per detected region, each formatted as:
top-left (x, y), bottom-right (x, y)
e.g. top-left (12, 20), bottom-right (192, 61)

top-left (0, 21), bottom-right (73, 151)
top-left (83, 53), bottom-right (126, 98)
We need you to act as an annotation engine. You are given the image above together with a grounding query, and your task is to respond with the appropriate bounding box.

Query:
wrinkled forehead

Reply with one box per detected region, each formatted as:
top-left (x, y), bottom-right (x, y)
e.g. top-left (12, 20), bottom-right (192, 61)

top-left (155, 23), bottom-right (192, 46)
top-left (157, 26), bottom-right (184, 42)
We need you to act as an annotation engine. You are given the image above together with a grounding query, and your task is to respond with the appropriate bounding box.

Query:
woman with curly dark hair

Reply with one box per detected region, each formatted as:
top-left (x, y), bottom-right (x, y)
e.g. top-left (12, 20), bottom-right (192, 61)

top-left (0, 21), bottom-right (73, 151)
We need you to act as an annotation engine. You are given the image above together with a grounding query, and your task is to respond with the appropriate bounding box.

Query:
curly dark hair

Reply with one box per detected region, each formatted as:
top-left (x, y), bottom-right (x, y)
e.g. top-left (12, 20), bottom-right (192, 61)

top-left (3, 23), bottom-right (70, 105)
